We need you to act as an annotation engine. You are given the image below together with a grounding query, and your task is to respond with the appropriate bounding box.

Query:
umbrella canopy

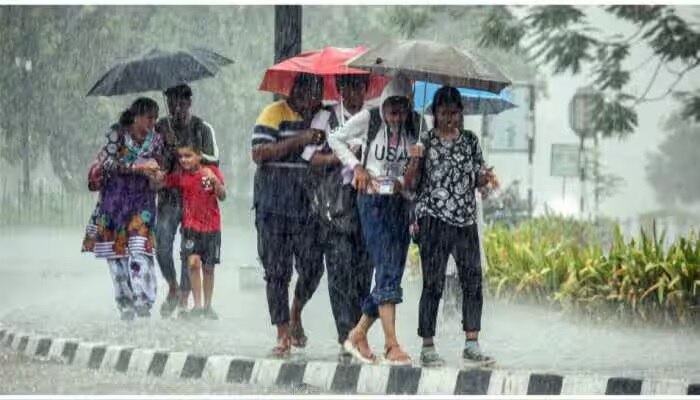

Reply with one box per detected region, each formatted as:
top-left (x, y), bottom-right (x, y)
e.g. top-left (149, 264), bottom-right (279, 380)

top-left (258, 46), bottom-right (389, 101)
top-left (347, 39), bottom-right (511, 94)
top-left (87, 48), bottom-right (234, 96)
top-left (413, 81), bottom-right (517, 115)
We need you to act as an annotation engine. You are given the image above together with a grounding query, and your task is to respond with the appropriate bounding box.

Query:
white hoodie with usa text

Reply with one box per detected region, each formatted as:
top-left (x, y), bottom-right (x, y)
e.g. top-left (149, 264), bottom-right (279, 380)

top-left (327, 76), bottom-right (422, 190)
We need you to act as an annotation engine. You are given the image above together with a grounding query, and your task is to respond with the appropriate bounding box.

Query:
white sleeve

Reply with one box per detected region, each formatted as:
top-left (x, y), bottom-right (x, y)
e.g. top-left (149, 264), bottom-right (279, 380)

top-left (201, 121), bottom-right (219, 163)
top-left (301, 144), bottom-right (322, 161)
top-left (327, 109), bottom-right (371, 170)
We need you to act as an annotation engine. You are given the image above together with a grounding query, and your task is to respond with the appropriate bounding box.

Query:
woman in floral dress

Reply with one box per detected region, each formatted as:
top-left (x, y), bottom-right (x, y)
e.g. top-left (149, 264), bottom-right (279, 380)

top-left (82, 97), bottom-right (163, 320)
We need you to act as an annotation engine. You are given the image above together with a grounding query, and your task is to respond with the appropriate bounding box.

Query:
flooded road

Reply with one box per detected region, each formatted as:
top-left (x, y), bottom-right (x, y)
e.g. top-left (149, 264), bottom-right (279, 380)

top-left (1, 226), bottom-right (699, 382)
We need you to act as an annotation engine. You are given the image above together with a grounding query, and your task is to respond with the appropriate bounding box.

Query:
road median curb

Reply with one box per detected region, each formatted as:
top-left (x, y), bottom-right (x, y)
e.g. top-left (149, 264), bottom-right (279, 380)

top-left (1, 325), bottom-right (697, 395)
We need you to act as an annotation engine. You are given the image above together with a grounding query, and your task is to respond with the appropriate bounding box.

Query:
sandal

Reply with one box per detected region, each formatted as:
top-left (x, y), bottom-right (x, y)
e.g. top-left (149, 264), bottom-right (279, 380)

top-left (270, 336), bottom-right (292, 359)
top-left (383, 344), bottom-right (412, 366)
top-left (289, 322), bottom-right (308, 348)
top-left (342, 332), bottom-right (376, 364)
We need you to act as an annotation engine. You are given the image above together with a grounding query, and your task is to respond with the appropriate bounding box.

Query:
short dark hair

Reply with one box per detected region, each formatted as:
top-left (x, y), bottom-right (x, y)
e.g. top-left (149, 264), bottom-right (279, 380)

top-left (290, 73), bottom-right (323, 98)
top-left (384, 96), bottom-right (410, 111)
top-left (177, 137), bottom-right (202, 153)
top-left (164, 84), bottom-right (192, 99)
top-left (335, 74), bottom-right (369, 91)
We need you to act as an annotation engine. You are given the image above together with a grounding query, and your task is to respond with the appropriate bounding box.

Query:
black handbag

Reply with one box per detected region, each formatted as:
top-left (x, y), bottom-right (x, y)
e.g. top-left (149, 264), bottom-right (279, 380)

top-left (306, 166), bottom-right (359, 235)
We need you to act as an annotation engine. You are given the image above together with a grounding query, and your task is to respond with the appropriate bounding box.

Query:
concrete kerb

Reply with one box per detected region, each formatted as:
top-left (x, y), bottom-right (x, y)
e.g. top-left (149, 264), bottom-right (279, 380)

top-left (1, 323), bottom-right (699, 395)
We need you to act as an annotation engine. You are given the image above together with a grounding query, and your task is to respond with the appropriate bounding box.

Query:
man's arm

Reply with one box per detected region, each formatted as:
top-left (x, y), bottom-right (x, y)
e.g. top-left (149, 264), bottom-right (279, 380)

top-left (252, 132), bottom-right (319, 164)
top-left (327, 110), bottom-right (371, 170)
top-left (251, 105), bottom-right (321, 164)
top-left (200, 120), bottom-right (220, 165)
top-left (309, 152), bottom-right (341, 167)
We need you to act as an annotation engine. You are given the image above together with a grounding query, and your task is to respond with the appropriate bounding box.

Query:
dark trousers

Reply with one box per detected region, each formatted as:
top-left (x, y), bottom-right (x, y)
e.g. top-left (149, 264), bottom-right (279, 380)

top-left (417, 216), bottom-right (483, 338)
top-left (322, 221), bottom-right (373, 344)
top-left (357, 194), bottom-right (410, 318)
top-left (256, 212), bottom-right (324, 326)
top-left (155, 192), bottom-right (190, 292)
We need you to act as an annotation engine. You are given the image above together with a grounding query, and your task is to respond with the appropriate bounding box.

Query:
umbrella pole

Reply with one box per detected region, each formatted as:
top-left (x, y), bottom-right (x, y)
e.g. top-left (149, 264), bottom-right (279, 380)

top-left (162, 93), bottom-right (174, 134)
top-left (418, 82), bottom-right (428, 134)
top-left (339, 94), bottom-right (345, 126)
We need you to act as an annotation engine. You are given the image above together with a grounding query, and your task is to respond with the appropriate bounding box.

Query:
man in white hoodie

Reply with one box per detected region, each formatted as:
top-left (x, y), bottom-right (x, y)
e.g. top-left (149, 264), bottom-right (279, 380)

top-left (328, 76), bottom-right (424, 365)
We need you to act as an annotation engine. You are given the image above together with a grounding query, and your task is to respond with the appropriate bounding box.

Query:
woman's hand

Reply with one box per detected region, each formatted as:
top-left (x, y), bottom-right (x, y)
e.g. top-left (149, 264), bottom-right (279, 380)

top-left (482, 167), bottom-right (499, 189)
top-left (134, 159), bottom-right (160, 174)
top-left (409, 144), bottom-right (425, 158)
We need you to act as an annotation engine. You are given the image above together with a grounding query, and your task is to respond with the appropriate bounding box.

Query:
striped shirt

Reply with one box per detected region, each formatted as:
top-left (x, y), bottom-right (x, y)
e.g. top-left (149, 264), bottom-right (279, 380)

top-left (252, 100), bottom-right (316, 217)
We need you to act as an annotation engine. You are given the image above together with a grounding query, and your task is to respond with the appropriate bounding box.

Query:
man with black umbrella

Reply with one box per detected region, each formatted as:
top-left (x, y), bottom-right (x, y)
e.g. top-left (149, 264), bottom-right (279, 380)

top-left (155, 83), bottom-right (219, 318)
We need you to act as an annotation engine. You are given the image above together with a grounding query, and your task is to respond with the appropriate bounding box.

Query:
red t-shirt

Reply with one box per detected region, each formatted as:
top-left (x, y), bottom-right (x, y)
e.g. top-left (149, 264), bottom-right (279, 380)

top-left (165, 166), bottom-right (224, 232)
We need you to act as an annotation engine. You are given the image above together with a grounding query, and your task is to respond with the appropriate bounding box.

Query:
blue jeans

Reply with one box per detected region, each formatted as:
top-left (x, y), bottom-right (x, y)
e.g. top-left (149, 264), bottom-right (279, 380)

top-left (357, 194), bottom-right (410, 318)
top-left (155, 191), bottom-right (190, 293)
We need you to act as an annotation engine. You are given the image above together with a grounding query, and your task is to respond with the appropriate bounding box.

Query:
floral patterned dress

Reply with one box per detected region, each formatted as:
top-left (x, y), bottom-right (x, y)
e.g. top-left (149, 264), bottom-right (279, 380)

top-left (82, 125), bottom-right (162, 313)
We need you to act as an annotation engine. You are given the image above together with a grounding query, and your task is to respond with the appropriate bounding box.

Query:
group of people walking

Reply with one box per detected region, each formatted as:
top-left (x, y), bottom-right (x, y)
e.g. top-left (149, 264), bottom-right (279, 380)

top-left (81, 71), bottom-right (499, 368)
top-left (82, 84), bottom-right (224, 320)
top-left (252, 73), bottom-right (498, 366)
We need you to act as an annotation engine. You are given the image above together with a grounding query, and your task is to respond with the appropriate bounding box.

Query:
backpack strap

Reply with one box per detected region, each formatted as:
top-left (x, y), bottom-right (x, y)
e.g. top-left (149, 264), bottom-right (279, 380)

top-left (327, 105), bottom-right (340, 132)
top-left (363, 108), bottom-right (383, 168)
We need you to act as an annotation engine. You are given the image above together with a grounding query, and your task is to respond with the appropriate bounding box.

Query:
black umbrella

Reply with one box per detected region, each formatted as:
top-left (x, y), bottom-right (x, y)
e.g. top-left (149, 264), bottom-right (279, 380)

top-left (86, 48), bottom-right (234, 97)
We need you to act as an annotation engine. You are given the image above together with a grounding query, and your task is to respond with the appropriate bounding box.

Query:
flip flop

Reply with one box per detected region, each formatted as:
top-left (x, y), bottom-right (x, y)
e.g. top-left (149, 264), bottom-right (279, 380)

top-left (342, 339), bottom-right (376, 364)
top-left (382, 345), bottom-right (412, 366)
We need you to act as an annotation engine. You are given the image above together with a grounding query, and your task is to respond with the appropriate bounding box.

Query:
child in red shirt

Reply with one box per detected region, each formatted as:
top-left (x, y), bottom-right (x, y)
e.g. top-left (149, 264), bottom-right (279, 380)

top-left (155, 141), bottom-right (225, 319)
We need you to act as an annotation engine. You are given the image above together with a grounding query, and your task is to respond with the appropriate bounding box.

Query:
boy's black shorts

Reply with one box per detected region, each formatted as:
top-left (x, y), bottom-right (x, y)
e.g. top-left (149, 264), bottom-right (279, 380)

top-left (180, 228), bottom-right (221, 266)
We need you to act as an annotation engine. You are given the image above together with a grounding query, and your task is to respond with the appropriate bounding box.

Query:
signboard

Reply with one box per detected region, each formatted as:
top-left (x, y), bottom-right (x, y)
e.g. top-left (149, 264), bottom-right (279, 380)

top-left (550, 144), bottom-right (580, 178)
top-left (486, 84), bottom-right (530, 153)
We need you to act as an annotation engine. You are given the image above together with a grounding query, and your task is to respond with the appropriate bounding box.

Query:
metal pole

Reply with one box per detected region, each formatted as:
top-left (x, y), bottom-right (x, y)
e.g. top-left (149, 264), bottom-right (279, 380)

top-left (17, 6), bottom-right (31, 202)
top-left (594, 132), bottom-right (600, 221)
top-left (273, 5), bottom-right (302, 101)
top-left (579, 134), bottom-right (585, 216)
top-left (562, 177), bottom-right (566, 203)
top-left (526, 83), bottom-right (535, 219)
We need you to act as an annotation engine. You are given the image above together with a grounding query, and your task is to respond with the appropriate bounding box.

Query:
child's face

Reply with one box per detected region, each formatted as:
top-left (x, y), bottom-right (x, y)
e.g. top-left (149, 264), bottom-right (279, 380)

top-left (177, 146), bottom-right (202, 171)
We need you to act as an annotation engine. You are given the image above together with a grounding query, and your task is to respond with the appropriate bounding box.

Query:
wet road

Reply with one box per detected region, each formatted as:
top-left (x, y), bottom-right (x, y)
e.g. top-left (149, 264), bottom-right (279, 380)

top-left (1, 225), bottom-right (699, 382)
top-left (0, 347), bottom-right (316, 394)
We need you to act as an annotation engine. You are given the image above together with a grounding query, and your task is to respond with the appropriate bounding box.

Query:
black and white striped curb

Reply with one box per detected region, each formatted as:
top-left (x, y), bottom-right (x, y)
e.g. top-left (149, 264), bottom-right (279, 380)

top-left (1, 326), bottom-right (698, 395)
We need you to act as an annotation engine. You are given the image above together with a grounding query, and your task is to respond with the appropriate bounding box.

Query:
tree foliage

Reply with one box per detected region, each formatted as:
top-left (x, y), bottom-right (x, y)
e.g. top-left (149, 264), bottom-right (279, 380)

top-left (646, 114), bottom-right (700, 205)
top-left (479, 5), bottom-right (700, 138)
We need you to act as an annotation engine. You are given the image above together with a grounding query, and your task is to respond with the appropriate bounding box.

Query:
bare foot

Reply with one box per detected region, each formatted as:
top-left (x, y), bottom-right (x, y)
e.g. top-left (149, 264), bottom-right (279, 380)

top-left (270, 336), bottom-right (292, 358)
top-left (384, 344), bottom-right (412, 366)
top-left (289, 321), bottom-right (308, 348)
top-left (344, 329), bottom-right (375, 363)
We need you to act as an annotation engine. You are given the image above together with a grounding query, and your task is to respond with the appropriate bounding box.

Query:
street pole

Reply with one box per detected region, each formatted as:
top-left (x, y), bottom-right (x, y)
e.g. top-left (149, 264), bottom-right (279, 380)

top-left (273, 5), bottom-right (302, 101)
top-left (16, 5), bottom-right (32, 203)
top-left (526, 83), bottom-right (535, 219)
top-left (593, 132), bottom-right (600, 221)
top-left (578, 134), bottom-right (585, 216)
top-left (562, 177), bottom-right (566, 203)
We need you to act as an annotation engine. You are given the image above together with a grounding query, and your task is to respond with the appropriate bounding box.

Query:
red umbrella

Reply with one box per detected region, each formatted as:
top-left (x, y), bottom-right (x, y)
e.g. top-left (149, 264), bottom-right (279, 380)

top-left (258, 46), bottom-right (389, 101)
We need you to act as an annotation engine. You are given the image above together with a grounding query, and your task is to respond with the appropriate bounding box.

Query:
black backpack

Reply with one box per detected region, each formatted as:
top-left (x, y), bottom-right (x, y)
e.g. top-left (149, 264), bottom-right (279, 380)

top-left (305, 107), bottom-right (360, 234)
